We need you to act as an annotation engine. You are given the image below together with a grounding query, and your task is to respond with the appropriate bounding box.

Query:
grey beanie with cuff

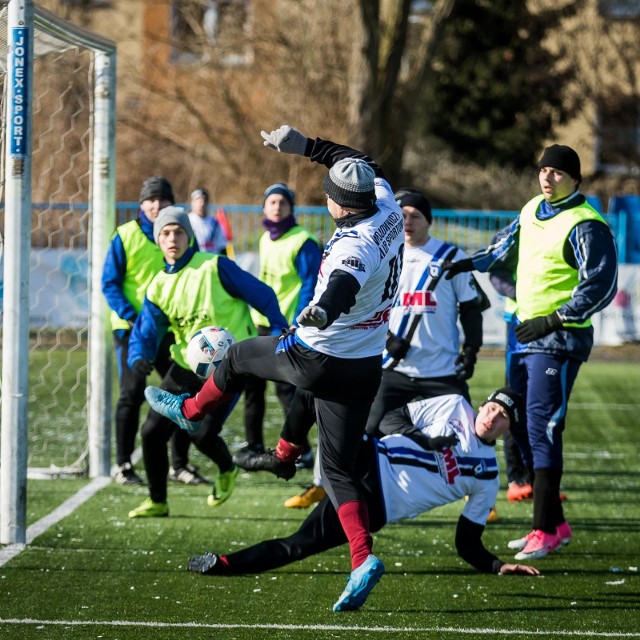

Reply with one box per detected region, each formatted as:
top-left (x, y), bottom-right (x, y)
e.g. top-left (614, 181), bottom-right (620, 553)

top-left (153, 206), bottom-right (194, 245)
top-left (323, 158), bottom-right (376, 210)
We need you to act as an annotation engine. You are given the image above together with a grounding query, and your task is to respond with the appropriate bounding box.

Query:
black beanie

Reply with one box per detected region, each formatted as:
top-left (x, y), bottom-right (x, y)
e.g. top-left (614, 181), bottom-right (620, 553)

top-left (139, 176), bottom-right (175, 204)
top-left (538, 145), bottom-right (581, 181)
top-left (483, 387), bottom-right (524, 431)
top-left (395, 188), bottom-right (432, 223)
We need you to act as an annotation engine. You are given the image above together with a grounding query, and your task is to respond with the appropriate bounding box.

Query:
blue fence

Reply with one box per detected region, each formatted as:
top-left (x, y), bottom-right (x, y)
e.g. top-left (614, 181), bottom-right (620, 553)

top-left (4, 196), bottom-right (639, 263)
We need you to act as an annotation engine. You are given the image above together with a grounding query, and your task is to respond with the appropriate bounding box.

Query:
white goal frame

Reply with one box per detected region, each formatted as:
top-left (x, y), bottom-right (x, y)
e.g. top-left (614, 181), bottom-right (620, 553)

top-left (0, 0), bottom-right (116, 544)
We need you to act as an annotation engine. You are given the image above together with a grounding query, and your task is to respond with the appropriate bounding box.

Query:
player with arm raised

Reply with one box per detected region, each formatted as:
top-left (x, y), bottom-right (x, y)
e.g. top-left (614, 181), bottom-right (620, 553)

top-left (145, 124), bottom-right (404, 612)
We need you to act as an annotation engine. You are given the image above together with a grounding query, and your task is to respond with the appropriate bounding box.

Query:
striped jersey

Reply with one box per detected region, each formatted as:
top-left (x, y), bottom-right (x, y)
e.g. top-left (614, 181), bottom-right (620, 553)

top-left (376, 394), bottom-right (499, 526)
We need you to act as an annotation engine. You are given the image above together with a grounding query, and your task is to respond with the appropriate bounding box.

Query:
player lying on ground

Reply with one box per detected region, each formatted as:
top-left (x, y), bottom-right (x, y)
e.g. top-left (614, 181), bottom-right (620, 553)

top-left (187, 388), bottom-right (540, 607)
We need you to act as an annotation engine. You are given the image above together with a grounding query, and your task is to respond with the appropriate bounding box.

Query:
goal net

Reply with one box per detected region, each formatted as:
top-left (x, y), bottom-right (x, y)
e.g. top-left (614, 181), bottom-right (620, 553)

top-left (0, 2), bottom-right (115, 543)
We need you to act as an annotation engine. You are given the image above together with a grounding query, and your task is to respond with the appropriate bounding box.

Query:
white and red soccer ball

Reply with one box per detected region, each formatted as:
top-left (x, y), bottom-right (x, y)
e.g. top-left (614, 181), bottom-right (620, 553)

top-left (186, 326), bottom-right (236, 379)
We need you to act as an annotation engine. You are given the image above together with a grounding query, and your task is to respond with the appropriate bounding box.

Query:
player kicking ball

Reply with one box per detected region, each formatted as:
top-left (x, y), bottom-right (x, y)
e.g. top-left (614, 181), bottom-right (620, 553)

top-left (146, 124), bottom-right (404, 612)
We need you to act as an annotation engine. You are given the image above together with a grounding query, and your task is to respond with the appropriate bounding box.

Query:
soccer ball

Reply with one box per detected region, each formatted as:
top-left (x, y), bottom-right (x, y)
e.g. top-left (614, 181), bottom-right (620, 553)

top-left (185, 326), bottom-right (236, 379)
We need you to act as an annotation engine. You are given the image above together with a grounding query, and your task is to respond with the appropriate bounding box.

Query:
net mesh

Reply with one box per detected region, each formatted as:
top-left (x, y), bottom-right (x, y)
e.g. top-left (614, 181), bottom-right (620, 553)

top-left (0, 6), bottom-right (97, 475)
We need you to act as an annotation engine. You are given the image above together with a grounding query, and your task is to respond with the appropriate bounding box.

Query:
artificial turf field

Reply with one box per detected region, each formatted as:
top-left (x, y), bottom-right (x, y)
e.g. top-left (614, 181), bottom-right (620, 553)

top-left (0, 355), bottom-right (639, 639)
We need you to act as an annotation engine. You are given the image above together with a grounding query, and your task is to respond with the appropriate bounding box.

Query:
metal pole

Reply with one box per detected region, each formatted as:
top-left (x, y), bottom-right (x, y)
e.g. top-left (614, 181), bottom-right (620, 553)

top-left (1, 0), bottom-right (34, 545)
top-left (88, 49), bottom-right (116, 478)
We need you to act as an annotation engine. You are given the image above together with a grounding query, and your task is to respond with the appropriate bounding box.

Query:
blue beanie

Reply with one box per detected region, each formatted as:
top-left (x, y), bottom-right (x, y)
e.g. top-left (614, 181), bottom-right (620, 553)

top-left (263, 183), bottom-right (295, 209)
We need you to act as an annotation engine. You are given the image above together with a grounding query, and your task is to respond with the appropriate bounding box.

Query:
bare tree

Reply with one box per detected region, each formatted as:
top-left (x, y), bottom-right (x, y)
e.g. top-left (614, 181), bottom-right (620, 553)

top-left (348, 0), bottom-right (455, 185)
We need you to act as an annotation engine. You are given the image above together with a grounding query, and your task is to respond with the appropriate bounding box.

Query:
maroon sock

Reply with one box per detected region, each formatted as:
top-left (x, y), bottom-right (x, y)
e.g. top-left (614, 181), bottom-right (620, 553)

top-left (337, 500), bottom-right (373, 569)
top-left (275, 438), bottom-right (303, 463)
top-left (183, 375), bottom-right (234, 420)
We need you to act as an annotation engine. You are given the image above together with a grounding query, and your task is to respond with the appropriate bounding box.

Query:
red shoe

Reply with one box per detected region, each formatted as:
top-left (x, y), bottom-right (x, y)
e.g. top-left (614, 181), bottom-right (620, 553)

top-left (507, 481), bottom-right (533, 502)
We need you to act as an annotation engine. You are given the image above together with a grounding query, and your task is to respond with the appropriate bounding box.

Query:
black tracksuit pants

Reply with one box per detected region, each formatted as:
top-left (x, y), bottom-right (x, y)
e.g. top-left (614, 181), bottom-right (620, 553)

top-left (141, 363), bottom-right (236, 503)
top-left (214, 335), bottom-right (381, 509)
top-left (365, 368), bottom-right (470, 436)
top-left (113, 330), bottom-right (192, 469)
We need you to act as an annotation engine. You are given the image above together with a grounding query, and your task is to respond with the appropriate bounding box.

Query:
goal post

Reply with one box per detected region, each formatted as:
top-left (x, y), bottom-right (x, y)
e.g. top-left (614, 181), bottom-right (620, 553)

top-left (0, 0), bottom-right (116, 544)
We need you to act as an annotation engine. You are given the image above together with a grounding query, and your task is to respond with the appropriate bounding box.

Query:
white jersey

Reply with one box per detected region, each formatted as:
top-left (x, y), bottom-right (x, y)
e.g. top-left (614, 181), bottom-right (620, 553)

top-left (296, 177), bottom-right (404, 358)
top-left (383, 238), bottom-right (478, 377)
top-left (188, 212), bottom-right (228, 254)
top-left (376, 394), bottom-right (498, 526)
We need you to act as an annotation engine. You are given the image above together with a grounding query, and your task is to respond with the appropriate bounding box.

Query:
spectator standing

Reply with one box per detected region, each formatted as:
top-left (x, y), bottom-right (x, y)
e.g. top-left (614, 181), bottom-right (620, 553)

top-left (234, 183), bottom-right (322, 470)
top-left (187, 188), bottom-right (228, 255)
top-left (102, 176), bottom-right (203, 486)
top-left (443, 144), bottom-right (618, 560)
top-left (127, 207), bottom-right (288, 517)
top-left (145, 124), bottom-right (404, 612)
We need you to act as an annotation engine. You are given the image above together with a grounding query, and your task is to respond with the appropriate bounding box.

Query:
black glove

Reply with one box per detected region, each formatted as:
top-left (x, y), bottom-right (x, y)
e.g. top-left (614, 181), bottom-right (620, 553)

top-left (386, 333), bottom-right (410, 360)
top-left (515, 312), bottom-right (563, 344)
top-left (442, 258), bottom-right (474, 280)
top-left (132, 358), bottom-right (153, 377)
top-left (408, 431), bottom-right (460, 451)
top-left (426, 434), bottom-right (460, 450)
top-left (454, 345), bottom-right (478, 381)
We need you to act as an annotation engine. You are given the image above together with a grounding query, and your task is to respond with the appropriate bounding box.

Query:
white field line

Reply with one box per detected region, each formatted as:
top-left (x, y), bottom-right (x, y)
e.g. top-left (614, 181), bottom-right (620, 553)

top-left (0, 448), bottom-right (144, 567)
top-left (0, 475), bottom-right (111, 568)
top-left (0, 619), bottom-right (639, 637)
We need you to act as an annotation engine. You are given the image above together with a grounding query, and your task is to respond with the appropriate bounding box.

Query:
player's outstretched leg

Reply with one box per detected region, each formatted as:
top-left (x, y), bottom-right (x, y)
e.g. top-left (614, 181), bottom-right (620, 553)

top-left (145, 387), bottom-right (202, 434)
top-left (333, 554), bottom-right (385, 612)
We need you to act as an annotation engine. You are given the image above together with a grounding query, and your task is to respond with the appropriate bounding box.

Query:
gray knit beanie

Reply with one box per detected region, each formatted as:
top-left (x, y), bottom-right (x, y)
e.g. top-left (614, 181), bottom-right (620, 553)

top-left (153, 206), bottom-right (194, 245)
top-left (322, 158), bottom-right (376, 209)
top-left (139, 176), bottom-right (175, 204)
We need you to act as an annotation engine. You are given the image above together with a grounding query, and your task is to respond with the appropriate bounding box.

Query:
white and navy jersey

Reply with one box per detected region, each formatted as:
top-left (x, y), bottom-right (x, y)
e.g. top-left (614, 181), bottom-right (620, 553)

top-left (376, 394), bottom-right (499, 526)
top-left (296, 177), bottom-right (404, 359)
top-left (383, 239), bottom-right (478, 377)
top-left (188, 212), bottom-right (228, 254)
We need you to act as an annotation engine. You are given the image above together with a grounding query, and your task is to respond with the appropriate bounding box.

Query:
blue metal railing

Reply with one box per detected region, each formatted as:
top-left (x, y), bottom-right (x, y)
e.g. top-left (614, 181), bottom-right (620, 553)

top-left (1, 198), bottom-right (636, 262)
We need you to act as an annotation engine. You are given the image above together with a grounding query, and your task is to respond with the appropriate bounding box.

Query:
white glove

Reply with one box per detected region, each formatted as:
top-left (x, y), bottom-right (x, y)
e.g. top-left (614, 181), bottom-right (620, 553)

top-left (260, 125), bottom-right (309, 155)
top-left (296, 305), bottom-right (328, 329)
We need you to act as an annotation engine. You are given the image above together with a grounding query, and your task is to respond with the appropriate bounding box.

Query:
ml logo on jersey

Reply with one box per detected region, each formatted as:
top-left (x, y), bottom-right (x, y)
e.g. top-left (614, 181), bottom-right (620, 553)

top-left (436, 448), bottom-right (460, 484)
top-left (401, 290), bottom-right (437, 312)
top-left (341, 256), bottom-right (366, 272)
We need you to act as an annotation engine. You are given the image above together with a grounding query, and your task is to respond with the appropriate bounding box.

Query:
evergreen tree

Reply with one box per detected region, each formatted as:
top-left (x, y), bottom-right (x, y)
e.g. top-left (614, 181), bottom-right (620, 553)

top-left (420, 0), bottom-right (583, 168)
